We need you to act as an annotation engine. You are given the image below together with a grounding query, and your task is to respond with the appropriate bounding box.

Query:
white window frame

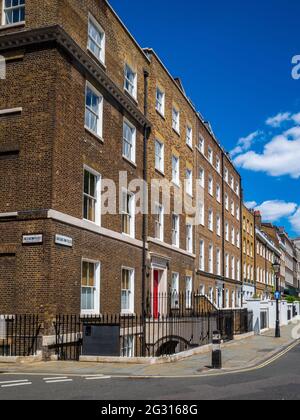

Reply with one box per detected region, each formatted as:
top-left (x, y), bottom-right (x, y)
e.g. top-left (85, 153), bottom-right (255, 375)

top-left (85, 82), bottom-right (104, 139)
top-left (216, 248), bottom-right (221, 276)
top-left (124, 64), bottom-right (137, 99)
top-left (225, 253), bottom-right (229, 278)
top-left (87, 14), bottom-right (106, 65)
top-left (155, 139), bottom-right (164, 173)
top-left (185, 276), bottom-right (193, 309)
top-left (121, 267), bottom-right (135, 314)
top-left (236, 231), bottom-right (240, 248)
top-left (199, 167), bottom-right (205, 189)
top-left (225, 289), bottom-right (230, 309)
top-left (216, 215), bottom-right (221, 237)
top-left (186, 224), bottom-right (193, 253)
top-left (208, 147), bottom-right (213, 165)
top-left (199, 240), bottom-right (205, 271)
top-left (83, 166), bottom-right (101, 226)
top-left (224, 167), bottom-right (229, 183)
top-left (172, 107), bottom-right (180, 134)
top-left (208, 209), bottom-right (214, 232)
top-left (208, 176), bottom-right (214, 196)
top-left (199, 201), bottom-right (205, 226)
top-left (230, 176), bottom-right (235, 190)
top-left (231, 199), bottom-right (235, 216)
top-left (186, 168), bottom-right (193, 197)
top-left (123, 118), bottom-right (136, 164)
top-left (172, 155), bottom-right (180, 186)
top-left (225, 222), bottom-right (229, 241)
top-left (231, 257), bottom-right (236, 280)
top-left (81, 259), bottom-right (101, 316)
top-left (186, 125), bottom-right (193, 148)
top-left (2, 0), bottom-right (25, 26)
top-left (155, 203), bottom-right (164, 242)
top-left (208, 244), bottom-right (214, 274)
top-left (172, 214), bottom-right (180, 248)
top-left (216, 184), bottom-right (221, 203)
top-left (225, 193), bottom-right (229, 211)
top-left (171, 272), bottom-right (180, 309)
top-left (121, 335), bottom-right (134, 358)
top-left (198, 135), bottom-right (205, 154)
top-left (231, 226), bottom-right (235, 245)
top-left (121, 189), bottom-right (136, 238)
top-left (216, 156), bottom-right (221, 173)
top-left (156, 87), bottom-right (165, 116)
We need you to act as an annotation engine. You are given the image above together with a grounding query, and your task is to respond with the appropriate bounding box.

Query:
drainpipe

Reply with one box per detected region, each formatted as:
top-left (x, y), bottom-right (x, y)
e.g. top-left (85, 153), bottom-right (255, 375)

top-left (142, 69), bottom-right (150, 356)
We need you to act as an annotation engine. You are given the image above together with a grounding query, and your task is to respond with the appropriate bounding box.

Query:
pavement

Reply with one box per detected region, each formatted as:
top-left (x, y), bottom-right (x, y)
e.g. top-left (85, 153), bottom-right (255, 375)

top-left (0, 322), bottom-right (299, 378)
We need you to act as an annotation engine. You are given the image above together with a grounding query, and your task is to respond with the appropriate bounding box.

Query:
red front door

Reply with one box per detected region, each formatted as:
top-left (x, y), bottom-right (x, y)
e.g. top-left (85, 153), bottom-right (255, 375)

top-left (153, 270), bottom-right (159, 319)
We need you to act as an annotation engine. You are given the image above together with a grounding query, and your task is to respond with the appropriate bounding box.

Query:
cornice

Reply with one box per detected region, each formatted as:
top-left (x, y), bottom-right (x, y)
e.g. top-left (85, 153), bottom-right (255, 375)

top-left (0, 25), bottom-right (151, 129)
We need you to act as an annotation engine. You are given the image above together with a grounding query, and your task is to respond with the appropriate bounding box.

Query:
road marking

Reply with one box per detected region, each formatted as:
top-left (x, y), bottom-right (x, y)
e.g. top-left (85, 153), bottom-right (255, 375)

top-left (1, 382), bottom-right (32, 388)
top-left (85, 376), bottom-right (111, 380)
top-left (43, 377), bottom-right (68, 381)
top-left (0, 379), bottom-right (29, 385)
top-left (45, 379), bottom-right (73, 384)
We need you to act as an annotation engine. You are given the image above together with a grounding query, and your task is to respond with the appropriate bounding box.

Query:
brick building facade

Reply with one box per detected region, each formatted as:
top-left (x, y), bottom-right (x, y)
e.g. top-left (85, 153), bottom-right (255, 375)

top-left (242, 205), bottom-right (255, 300)
top-left (0, 0), bottom-right (243, 320)
top-left (253, 212), bottom-right (281, 300)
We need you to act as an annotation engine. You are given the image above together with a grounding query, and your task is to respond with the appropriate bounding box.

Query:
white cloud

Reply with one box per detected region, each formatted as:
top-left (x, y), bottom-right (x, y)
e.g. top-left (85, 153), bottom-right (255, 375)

top-left (290, 208), bottom-right (300, 235)
top-left (266, 112), bottom-right (291, 128)
top-left (230, 131), bottom-right (261, 157)
top-left (244, 201), bottom-right (257, 209)
top-left (292, 112), bottom-right (300, 125)
top-left (253, 200), bottom-right (297, 223)
top-left (234, 126), bottom-right (300, 179)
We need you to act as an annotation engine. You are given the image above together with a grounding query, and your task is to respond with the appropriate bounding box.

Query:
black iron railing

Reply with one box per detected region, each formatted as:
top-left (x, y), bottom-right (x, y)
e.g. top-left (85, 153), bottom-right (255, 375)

top-left (52, 294), bottom-right (253, 361)
top-left (0, 315), bottom-right (41, 357)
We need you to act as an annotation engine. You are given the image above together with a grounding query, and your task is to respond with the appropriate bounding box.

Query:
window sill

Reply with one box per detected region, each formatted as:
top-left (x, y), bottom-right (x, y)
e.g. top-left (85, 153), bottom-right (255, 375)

top-left (87, 48), bottom-right (106, 70)
top-left (0, 21), bottom-right (25, 30)
top-left (172, 128), bottom-right (181, 137)
top-left (122, 232), bottom-right (136, 240)
top-left (121, 312), bottom-right (135, 317)
top-left (122, 155), bottom-right (137, 168)
top-left (156, 109), bottom-right (166, 120)
top-left (81, 311), bottom-right (101, 317)
top-left (124, 89), bottom-right (138, 105)
top-left (155, 168), bottom-right (165, 177)
top-left (83, 218), bottom-right (101, 229)
top-left (186, 143), bottom-right (193, 151)
top-left (84, 126), bottom-right (104, 143)
top-left (172, 181), bottom-right (180, 188)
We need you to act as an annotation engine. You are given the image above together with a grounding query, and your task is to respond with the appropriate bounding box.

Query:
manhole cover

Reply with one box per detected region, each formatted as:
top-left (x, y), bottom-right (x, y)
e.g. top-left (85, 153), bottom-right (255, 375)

top-left (257, 348), bottom-right (273, 353)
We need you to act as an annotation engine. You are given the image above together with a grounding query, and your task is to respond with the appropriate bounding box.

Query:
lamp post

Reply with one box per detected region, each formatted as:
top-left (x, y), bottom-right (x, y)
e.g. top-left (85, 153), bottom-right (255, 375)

top-left (273, 259), bottom-right (281, 338)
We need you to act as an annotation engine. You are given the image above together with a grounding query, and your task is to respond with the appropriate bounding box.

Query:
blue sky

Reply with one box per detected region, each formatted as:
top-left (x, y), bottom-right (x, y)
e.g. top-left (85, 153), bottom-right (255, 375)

top-left (110, 0), bottom-right (300, 237)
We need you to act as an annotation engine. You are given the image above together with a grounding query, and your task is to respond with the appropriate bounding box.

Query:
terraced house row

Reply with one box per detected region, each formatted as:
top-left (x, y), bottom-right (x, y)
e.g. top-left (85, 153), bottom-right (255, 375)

top-left (0, 0), bottom-right (296, 323)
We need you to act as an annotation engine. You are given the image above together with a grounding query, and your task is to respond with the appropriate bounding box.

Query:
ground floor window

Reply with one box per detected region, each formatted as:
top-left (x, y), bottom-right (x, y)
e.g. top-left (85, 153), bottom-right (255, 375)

top-left (121, 268), bottom-right (134, 314)
top-left (81, 260), bottom-right (100, 315)
top-left (171, 273), bottom-right (179, 309)
top-left (121, 335), bottom-right (134, 358)
top-left (185, 276), bottom-right (193, 308)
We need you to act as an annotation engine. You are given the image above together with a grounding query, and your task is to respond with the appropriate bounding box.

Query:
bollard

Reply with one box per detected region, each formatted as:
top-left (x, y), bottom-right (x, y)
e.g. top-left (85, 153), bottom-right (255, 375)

top-left (212, 330), bottom-right (222, 369)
